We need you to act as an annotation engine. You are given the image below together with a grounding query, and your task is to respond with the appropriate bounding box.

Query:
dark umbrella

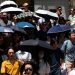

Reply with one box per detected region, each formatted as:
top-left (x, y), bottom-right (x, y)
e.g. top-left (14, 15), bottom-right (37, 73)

top-left (20, 39), bottom-right (52, 50)
top-left (19, 39), bottom-right (52, 58)
top-left (47, 24), bottom-right (71, 34)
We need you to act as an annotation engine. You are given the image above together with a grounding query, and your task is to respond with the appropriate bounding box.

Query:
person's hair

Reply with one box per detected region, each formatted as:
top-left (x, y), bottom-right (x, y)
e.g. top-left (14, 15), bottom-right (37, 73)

top-left (50, 38), bottom-right (59, 46)
top-left (33, 49), bottom-right (48, 74)
top-left (5, 46), bottom-right (14, 54)
top-left (58, 17), bottom-right (66, 24)
top-left (20, 61), bottom-right (35, 75)
top-left (57, 6), bottom-right (62, 10)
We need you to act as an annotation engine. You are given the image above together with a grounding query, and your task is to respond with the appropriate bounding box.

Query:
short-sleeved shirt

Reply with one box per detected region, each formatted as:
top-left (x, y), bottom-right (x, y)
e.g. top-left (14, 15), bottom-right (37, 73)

top-left (61, 40), bottom-right (75, 61)
top-left (15, 50), bottom-right (32, 62)
top-left (1, 60), bottom-right (22, 75)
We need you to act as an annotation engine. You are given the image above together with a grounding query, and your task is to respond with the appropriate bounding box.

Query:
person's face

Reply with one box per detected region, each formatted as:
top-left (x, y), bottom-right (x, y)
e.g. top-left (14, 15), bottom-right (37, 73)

top-left (8, 48), bottom-right (14, 59)
top-left (69, 33), bottom-right (75, 41)
top-left (13, 15), bottom-right (17, 20)
top-left (23, 5), bottom-right (29, 11)
top-left (58, 7), bottom-right (62, 14)
top-left (52, 42), bottom-right (58, 49)
top-left (38, 50), bottom-right (44, 59)
top-left (2, 13), bottom-right (7, 19)
top-left (57, 10), bottom-right (61, 16)
top-left (70, 8), bottom-right (74, 14)
top-left (25, 64), bottom-right (33, 75)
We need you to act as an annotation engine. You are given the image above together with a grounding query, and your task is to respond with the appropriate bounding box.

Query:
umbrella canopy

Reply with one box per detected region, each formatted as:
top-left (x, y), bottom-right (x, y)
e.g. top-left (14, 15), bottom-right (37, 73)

top-left (32, 12), bottom-right (42, 19)
top-left (9, 26), bottom-right (26, 34)
top-left (16, 22), bottom-right (35, 28)
top-left (0, 1), bottom-right (18, 9)
top-left (1, 7), bottom-right (23, 14)
top-left (20, 39), bottom-right (52, 49)
top-left (17, 11), bottom-right (33, 19)
top-left (47, 24), bottom-right (71, 34)
top-left (0, 26), bottom-right (14, 32)
top-left (35, 9), bottom-right (58, 20)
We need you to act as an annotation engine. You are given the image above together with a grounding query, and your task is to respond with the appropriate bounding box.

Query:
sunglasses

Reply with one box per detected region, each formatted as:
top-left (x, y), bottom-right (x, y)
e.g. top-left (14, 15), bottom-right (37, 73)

top-left (25, 68), bottom-right (32, 71)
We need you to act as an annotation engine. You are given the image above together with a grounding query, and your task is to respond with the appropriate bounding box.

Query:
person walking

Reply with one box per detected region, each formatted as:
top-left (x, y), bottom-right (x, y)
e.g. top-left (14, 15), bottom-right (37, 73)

top-left (61, 29), bottom-right (75, 75)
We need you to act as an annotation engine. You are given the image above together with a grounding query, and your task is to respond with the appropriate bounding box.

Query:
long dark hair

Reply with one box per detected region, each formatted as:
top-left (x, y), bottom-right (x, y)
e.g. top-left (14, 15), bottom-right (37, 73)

top-left (33, 48), bottom-right (48, 74)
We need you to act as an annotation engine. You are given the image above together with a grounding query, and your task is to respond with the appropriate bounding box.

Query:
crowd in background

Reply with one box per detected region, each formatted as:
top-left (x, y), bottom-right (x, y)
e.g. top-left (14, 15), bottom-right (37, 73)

top-left (0, 1), bottom-right (75, 75)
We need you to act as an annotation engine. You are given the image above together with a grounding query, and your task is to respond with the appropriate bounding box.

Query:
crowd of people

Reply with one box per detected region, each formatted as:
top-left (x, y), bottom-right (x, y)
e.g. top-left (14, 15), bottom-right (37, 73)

top-left (0, 1), bottom-right (75, 75)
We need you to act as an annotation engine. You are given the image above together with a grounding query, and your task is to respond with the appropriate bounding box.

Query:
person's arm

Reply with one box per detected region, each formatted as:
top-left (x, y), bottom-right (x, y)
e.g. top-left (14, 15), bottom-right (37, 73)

top-left (1, 61), bottom-right (6, 73)
top-left (45, 62), bottom-right (50, 75)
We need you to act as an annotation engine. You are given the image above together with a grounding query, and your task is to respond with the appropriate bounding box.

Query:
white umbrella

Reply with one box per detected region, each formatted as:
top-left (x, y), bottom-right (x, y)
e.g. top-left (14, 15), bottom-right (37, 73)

top-left (0, 1), bottom-right (18, 8)
top-left (1, 7), bottom-right (23, 14)
top-left (35, 9), bottom-right (58, 20)
top-left (33, 12), bottom-right (42, 19)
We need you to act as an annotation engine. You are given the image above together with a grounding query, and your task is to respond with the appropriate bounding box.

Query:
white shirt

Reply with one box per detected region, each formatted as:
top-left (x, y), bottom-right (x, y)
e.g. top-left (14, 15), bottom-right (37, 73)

top-left (15, 50), bottom-right (32, 62)
top-left (69, 68), bottom-right (75, 75)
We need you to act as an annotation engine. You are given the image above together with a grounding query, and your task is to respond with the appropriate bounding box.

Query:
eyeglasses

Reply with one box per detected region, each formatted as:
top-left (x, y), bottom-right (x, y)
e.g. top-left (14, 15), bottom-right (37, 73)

top-left (25, 68), bottom-right (32, 72)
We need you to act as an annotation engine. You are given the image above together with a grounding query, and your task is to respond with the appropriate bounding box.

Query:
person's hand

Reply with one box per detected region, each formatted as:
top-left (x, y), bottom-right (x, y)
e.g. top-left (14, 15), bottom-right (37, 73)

top-left (22, 71), bottom-right (26, 75)
top-left (18, 59), bottom-right (25, 64)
